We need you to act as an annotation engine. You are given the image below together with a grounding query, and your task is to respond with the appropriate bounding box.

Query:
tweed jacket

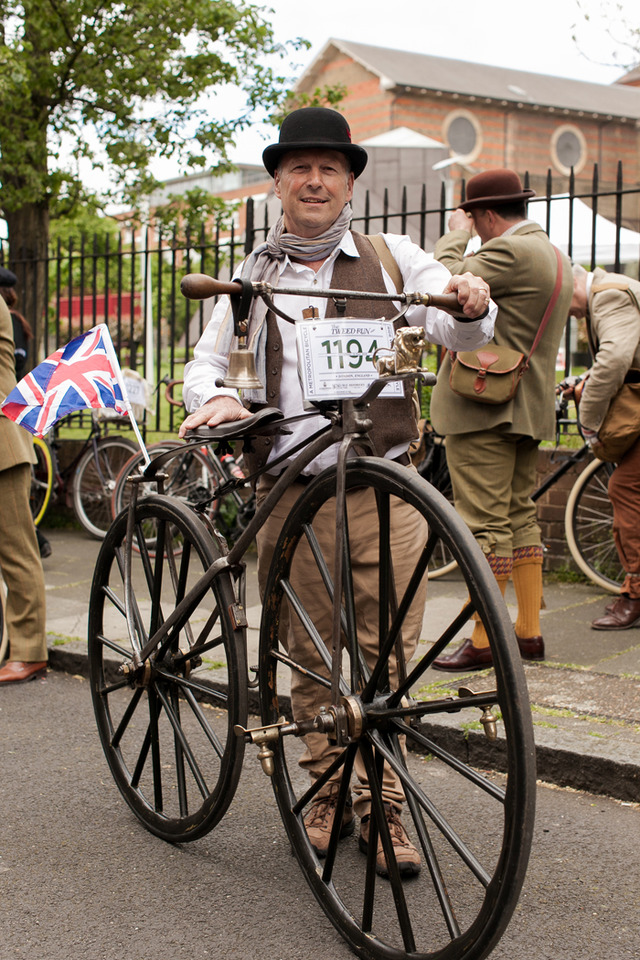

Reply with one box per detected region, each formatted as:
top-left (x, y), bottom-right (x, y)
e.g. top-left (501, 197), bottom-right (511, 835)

top-left (580, 268), bottom-right (640, 433)
top-left (0, 297), bottom-right (36, 471)
top-left (430, 221), bottom-right (572, 440)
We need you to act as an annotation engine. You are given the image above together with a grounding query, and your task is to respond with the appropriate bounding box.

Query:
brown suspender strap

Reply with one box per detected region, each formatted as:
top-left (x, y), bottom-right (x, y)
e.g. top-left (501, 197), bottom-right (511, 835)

top-left (366, 234), bottom-right (404, 294)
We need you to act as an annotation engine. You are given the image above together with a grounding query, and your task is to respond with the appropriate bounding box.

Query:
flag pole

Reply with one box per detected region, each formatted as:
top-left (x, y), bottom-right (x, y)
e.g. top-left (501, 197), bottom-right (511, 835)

top-left (100, 325), bottom-right (151, 467)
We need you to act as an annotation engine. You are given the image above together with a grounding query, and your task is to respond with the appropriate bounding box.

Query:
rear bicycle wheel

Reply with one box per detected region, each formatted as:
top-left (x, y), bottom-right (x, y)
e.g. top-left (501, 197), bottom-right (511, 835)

top-left (417, 432), bottom-right (458, 579)
top-left (259, 459), bottom-right (536, 960)
top-left (30, 437), bottom-right (53, 526)
top-left (73, 435), bottom-right (137, 538)
top-left (565, 457), bottom-right (622, 594)
top-left (88, 494), bottom-right (247, 842)
top-left (112, 442), bottom-right (219, 520)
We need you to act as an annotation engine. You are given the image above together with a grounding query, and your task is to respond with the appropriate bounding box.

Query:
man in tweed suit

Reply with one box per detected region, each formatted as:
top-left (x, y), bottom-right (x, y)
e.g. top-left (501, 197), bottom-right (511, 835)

top-left (0, 280), bottom-right (47, 684)
top-left (430, 169), bottom-right (572, 671)
top-left (568, 264), bottom-right (640, 630)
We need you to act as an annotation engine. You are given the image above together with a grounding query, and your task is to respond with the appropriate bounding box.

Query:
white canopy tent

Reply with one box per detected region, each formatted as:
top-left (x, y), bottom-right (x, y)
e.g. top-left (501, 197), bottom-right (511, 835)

top-left (527, 196), bottom-right (640, 265)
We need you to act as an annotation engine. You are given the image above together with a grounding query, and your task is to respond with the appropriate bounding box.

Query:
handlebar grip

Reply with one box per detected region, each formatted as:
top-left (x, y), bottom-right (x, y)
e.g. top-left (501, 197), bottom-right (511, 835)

top-left (424, 292), bottom-right (469, 314)
top-left (180, 274), bottom-right (242, 300)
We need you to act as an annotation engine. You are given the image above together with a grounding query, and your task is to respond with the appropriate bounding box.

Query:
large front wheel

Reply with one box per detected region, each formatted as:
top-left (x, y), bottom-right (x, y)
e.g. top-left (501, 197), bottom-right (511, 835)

top-left (88, 495), bottom-right (247, 841)
top-left (259, 459), bottom-right (536, 960)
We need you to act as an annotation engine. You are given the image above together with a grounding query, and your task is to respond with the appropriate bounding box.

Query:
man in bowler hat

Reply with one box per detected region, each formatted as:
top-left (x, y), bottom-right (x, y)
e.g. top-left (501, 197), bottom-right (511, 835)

top-left (430, 169), bottom-right (573, 671)
top-left (179, 107), bottom-right (496, 876)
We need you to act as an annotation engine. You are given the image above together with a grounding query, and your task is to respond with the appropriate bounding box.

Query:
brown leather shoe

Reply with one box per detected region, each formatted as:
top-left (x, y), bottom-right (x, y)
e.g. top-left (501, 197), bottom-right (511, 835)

top-left (432, 637), bottom-right (493, 672)
top-left (359, 804), bottom-right (421, 878)
top-left (591, 596), bottom-right (640, 630)
top-left (0, 661), bottom-right (47, 684)
top-left (516, 635), bottom-right (545, 660)
top-left (304, 786), bottom-right (355, 858)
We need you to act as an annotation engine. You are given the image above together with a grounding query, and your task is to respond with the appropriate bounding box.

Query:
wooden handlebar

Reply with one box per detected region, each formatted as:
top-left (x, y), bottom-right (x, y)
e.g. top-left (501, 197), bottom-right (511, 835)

top-left (180, 274), bottom-right (471, 317)
top-left (180, 274), bottom-right (240, 300)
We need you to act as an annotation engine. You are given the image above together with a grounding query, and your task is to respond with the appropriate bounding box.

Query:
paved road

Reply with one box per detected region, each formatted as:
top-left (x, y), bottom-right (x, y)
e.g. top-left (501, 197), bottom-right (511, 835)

top-left (1, 670), bottom-right (638, 960)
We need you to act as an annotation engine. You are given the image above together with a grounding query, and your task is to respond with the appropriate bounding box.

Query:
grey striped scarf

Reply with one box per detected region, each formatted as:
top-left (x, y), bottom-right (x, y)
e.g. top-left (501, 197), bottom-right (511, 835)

top-left (215, 204), bottom-right (353, 403)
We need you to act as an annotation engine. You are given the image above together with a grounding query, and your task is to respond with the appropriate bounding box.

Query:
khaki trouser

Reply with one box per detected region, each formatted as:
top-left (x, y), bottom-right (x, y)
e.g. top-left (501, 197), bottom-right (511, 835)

top-left (445, 430), bottom-right (541, 558)
top-left (0, 462), bottom-right (47, 661)
top-left (256, 471), bottom-right (428, 817)
top-left (609, 435), bottom-right (640, 596)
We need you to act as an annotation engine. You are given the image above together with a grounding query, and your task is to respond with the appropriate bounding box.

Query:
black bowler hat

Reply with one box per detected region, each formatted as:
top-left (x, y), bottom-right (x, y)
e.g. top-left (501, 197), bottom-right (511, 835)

top-left (0, 266), bottom-right (17, 287)
top-left (262, 107), bottom-right (368, 178)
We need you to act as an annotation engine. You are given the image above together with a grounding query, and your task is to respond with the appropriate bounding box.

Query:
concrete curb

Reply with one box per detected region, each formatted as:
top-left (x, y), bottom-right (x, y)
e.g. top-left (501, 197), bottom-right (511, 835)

top-left (48, 640), bottom-right (640, 803)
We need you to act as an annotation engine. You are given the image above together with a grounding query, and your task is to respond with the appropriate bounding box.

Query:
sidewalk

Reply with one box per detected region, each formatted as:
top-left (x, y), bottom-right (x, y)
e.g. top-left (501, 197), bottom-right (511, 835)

top-left (42, 525), bottom-right (640, 803)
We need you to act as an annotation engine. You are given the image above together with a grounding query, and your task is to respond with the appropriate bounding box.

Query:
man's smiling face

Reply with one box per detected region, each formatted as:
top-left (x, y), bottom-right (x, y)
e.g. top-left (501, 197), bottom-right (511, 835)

top-left (274, 149), bottom-right (354, 239)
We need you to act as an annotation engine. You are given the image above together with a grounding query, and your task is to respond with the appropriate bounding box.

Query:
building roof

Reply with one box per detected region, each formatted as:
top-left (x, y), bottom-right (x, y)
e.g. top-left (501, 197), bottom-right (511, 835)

top-left (361, 127), bottom-right (444, 148)
top-left (299, 39), bottom-right (640, 121)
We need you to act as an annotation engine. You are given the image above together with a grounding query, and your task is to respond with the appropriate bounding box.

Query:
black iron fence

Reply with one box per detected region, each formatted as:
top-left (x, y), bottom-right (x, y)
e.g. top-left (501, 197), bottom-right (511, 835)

top-left (4, 161), bottom-right (640, 436)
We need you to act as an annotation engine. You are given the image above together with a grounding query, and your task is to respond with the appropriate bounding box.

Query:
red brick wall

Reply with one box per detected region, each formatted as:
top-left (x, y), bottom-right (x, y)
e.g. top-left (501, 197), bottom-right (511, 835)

top-left (535, 449), bottom-right (590, 573)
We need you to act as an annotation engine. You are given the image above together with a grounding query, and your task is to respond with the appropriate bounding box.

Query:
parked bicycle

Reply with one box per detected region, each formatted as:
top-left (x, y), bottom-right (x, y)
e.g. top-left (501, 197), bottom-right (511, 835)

top-left (29, 413), bottom-right (137, 539)
top-left (418, 392), bottom-right (622, 594)
top-left (111, 379), bottom-right (256, 545)
top-left (88, 274), bottom-right (535, 960)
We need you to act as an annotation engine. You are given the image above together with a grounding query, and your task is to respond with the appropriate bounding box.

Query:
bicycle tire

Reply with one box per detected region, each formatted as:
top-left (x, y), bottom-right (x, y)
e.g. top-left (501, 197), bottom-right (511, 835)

top-left (417, 437), bottom-right (458, 579)
top-left (112, 441), bottom-right (219, 522)
top-left (88, 494), bottom-right (247, 842)
top-left (30, 437), bottom-right (53, 526)
top-left (565, 457), bottom-right (623, 594)
top-left (72, 435), bottom-right (138, 538)
top-left (259, 458), bottom-right (536, 960)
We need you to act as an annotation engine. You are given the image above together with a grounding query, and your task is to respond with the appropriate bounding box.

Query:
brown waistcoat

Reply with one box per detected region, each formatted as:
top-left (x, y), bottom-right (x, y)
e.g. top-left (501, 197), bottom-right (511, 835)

top-left (243, 232), bottom-right (417, 474)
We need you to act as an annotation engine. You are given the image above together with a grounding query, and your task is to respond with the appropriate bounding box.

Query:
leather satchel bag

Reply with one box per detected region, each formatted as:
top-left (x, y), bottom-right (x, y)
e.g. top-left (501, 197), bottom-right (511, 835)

top-left (591, 372), bottom-right (640, 463)
top-left (449, 246), bottom-right (564, 404)
top-left (449, 345), bottom-right (527, 403)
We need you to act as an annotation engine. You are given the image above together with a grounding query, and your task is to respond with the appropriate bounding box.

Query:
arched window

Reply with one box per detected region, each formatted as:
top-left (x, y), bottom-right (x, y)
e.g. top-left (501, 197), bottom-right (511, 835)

top-left (443, 110), bottom-right (482, 162)
top-left (551, 125), bottom-right (587, 176)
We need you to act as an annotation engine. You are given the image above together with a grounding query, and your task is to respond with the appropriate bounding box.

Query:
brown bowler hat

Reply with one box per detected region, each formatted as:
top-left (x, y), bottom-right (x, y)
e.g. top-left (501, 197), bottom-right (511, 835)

top-left (262, 107), bottom-right (368, 179)
top-left (458, 168), bottom-right (535, 211)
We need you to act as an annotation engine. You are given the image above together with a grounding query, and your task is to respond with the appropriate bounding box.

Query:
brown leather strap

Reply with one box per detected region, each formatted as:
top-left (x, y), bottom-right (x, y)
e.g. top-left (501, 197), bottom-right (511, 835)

top-left (525, 245), bottom-right (564, 366)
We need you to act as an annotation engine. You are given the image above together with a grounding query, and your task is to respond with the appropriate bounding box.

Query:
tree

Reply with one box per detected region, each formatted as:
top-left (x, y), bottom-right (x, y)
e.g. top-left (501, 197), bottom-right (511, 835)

top-left (573, 1), bottom-right (640, 73)
top-left (0, 0), bottom-right (306, 336)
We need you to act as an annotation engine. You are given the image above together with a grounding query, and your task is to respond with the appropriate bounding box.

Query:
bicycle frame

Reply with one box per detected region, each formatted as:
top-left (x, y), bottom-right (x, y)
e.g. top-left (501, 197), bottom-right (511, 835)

top-left (122, 370), bottom-right (434, 707)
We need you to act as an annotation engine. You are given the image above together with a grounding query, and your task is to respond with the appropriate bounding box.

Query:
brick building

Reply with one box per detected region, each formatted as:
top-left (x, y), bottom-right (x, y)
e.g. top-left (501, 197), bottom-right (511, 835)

top-left (295, 38), bottom-right (640, 228)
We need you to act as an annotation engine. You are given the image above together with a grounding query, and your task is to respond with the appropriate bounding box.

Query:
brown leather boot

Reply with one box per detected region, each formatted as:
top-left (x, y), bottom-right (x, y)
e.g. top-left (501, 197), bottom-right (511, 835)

top-left (0, 661), bottom-right (47, 684)
top-left (516, 635), bottom-right (545, 660)
top-left (359, 804), bottom-right (421, 878)
top-left (304, 786), bottom-right (355, 857)
top-left (432, 638), bottom-right (493, 672)
top-left (591, 596), bottom-right (640, 630)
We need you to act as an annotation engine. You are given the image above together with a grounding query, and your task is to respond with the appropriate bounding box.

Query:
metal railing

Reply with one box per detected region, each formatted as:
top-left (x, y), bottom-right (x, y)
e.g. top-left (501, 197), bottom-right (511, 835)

top-left (3, 161), bottom-right (639, 436)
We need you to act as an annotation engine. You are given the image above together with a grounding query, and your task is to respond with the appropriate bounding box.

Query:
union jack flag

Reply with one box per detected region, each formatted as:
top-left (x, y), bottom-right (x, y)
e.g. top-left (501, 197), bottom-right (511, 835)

top-left (1, 324), bottom-right (130, 437)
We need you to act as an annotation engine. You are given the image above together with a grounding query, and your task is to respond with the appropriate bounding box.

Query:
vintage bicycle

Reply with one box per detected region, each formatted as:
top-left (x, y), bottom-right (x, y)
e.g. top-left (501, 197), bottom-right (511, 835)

top-left (418, 393), bottom-right (622, 593)
top-left (88, 274), bottom-right (536, 960)
top-left (110, 379), bottom-right (255, 544)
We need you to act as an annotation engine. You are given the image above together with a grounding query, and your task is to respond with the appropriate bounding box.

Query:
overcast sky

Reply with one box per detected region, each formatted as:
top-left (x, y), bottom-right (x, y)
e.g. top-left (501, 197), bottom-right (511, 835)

top-left (218, 0), bottom-right (636, 165)
top-left (75, 0), bottom-right (636, 190)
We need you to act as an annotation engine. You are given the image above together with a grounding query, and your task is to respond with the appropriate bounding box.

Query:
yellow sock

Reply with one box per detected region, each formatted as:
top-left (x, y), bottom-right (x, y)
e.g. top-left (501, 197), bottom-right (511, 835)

top-left (471, 573), bottom-right (510, 649)
top-left (512, 551), bottom-right (544, 638)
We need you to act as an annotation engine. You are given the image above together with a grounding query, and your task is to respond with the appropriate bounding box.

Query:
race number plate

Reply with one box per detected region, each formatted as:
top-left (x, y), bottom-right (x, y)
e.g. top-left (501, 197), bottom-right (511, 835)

top-left (296, 318), bottom-right (404, 401)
